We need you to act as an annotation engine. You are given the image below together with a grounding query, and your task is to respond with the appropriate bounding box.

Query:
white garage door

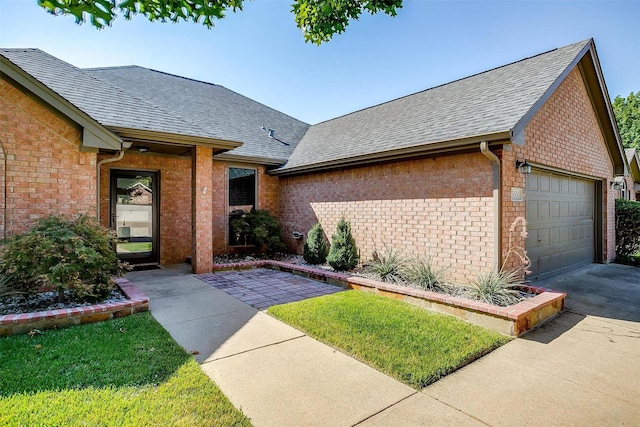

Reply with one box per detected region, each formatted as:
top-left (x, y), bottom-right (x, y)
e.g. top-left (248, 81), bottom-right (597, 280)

top-left (526, 171), bottom-right (595, 280)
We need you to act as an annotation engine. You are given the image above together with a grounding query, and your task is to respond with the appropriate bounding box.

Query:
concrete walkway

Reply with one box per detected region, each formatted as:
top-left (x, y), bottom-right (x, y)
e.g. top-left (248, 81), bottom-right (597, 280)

top-left (127, 263), bottom-right (640, 426)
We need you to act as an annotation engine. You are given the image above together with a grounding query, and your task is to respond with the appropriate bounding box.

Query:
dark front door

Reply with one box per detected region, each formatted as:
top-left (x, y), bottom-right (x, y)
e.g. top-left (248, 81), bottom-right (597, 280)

top-left (110, 170), bottom-right (159, 264)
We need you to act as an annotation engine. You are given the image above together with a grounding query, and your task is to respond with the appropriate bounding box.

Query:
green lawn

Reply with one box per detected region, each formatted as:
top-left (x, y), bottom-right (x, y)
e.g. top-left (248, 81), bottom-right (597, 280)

top-left (268, 290), bottom-right (511, 389)
top-left (0, 313), bottom-right (250, 427)
top-left (117, 241), bottom-right (152, 253)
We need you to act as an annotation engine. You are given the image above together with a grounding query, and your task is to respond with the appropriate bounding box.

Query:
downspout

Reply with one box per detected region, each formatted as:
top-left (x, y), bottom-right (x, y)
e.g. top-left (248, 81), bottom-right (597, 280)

top-left (480, 142), bottom-right (501, 267)
top-left (0, 139), bottom-right (6, 241)
top-left (96, 150), bottom-right (125, 225)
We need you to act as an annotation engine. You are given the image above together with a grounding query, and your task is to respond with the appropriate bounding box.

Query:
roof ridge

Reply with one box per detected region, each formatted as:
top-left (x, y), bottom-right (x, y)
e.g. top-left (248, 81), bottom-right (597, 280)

top-left (312, 39), bottom-right (591, 127)
top-left (88, 66), bottom-right (310, 126)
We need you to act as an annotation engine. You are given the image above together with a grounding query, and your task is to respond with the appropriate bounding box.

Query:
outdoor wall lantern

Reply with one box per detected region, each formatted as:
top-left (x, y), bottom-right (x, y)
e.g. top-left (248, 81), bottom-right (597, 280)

top-left (515, 159), bottom-right (532, 174)
top-left (611, 176), bottom-right (625, 190)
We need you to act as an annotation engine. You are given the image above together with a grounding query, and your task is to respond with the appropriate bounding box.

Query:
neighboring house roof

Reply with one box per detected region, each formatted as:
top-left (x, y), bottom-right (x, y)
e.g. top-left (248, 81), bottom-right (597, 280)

top-left (85, 66), bottom-right (309, 164)
top-left (274, 39), bottom-right (626, 175)
top-left (626, 148), bottom-right (640, 188)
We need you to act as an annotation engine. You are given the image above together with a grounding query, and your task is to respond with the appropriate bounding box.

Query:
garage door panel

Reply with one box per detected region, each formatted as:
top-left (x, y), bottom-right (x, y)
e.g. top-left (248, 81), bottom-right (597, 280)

top-left (526, 171), bottom-right (595, 280)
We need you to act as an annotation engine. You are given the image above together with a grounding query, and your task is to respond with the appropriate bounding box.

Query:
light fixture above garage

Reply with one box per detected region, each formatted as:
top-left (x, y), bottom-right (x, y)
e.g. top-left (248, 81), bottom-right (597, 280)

top-left (515, 159), bottom-right (532, 174)
top-left (611, 176), bottom-right (625, 190)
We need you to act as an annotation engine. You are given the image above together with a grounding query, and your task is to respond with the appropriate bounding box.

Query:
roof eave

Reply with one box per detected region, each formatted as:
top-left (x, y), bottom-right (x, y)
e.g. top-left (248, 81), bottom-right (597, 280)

top-left (107, 126), bottom-right (242, 152)
top-left (271, 131), bottom-right (511, 176)
top-left (511, 39), bottom-right (627, 176)
top-left (214, 152), bottom-right (288, 166)
top-left (1, 55), bottom-right (123, 151)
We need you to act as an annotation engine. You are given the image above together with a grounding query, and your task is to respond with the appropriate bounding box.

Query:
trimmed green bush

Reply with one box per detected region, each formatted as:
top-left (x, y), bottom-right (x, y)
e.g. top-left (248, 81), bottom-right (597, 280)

top-left (616, 198), bottom-right (640, 266)
top-left (0, 214), bottom-right (128, 302)
top-left (303, 222), bottom-right (329, 264)
top-left (327, 217), bottom-right (359, 271)
top-left (230, 209), bottom-right (285, 254)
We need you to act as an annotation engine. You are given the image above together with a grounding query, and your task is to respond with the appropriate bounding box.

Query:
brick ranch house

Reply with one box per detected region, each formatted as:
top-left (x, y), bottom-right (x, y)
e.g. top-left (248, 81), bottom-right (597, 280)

top-left (0, 39), bottom-right (630, 282)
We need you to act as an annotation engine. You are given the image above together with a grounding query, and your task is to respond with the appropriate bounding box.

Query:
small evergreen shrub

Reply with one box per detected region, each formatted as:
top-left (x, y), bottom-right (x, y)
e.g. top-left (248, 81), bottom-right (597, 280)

top-left (615, 198), bottom-right (640, 266)
top-left (365, 244), bottom-right (406, 283)
top-left (405, 256), bottom-right (449, 292)
top-left (327, 217), bottom-right (359, 271)
top-left (230, 209), bottom-right (285, 254)
top-left (0, 214), bottom-right (128, 302)
top-left (303, 223), bottom-right (329, 264)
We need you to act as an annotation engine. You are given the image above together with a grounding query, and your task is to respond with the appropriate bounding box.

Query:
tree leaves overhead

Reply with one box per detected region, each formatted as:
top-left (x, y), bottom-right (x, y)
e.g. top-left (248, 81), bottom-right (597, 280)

top-left (613, 91), bottom-right (640, 150)
top-left (38, 0), bottom-right (244, 28)
top-left (293, 0), bottom-right (403, 44)
top-left (37, 0), bottom-right (403, 44)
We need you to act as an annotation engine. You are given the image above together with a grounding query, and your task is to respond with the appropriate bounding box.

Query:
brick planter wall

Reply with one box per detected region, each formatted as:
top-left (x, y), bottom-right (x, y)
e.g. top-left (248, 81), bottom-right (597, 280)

top-left (0, 278), bottom-right (149, 337)
top-left (212, 261), bottom-right (566, 337)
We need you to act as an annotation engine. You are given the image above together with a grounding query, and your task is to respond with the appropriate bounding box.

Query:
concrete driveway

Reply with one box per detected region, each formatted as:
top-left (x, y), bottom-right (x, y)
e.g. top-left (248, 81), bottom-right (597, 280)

top-left (363, 263), bottom-right (640, 426)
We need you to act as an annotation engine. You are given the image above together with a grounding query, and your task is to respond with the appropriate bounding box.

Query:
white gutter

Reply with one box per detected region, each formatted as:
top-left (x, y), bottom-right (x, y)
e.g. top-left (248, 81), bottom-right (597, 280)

top-left (96, 150), bottom-right (125, 224)
top-left (480, 141), bottom-right (501, 266)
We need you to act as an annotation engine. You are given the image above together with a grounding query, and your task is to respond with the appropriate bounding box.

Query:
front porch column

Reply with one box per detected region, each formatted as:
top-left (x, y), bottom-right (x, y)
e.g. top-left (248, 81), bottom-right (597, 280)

top-left (191, 146), bottom-right (213, 274)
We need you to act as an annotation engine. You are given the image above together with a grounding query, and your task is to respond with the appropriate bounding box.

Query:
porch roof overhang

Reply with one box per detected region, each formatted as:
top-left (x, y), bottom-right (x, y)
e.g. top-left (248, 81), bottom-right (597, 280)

top-left (1, 56), bottom-right (123, 152)
top-left (269, 131), bottom-right (511, 176)
top-left (107, 126), bottom-right (242, 155)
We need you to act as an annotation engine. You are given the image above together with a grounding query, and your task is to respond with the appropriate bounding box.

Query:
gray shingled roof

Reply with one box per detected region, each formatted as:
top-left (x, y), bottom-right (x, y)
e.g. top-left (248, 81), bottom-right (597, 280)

top-left (0, 49), bottom-right (212, 139)
top-left (1, 49), bottom-right (309, 162)
top-left (85, 66), bottom-right (309, 162)
top-left (277, 40), bottom-right (591, 172)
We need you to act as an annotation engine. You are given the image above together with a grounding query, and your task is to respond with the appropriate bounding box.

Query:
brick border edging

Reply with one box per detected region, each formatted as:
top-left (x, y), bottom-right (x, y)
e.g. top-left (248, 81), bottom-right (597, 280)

top-left (0, 278), bottom-right (149, 337)
top-left (213, 260), bottom-right (566, 336)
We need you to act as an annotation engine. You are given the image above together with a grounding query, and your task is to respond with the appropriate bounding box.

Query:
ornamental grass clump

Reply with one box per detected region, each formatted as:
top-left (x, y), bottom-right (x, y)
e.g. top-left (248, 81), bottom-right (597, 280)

top-left (327, 217), bottom-right (359, 271)
top-left (0, 214), bottom-right (128, 303)
top-left (303, 222), bottom-right (329, 264)
top-left (404, 255), bottom-right (450, 293)
top-left (466, 268), bottom-right (524, 306)
top-left (365, 244), bottom-right (406, 283)
top-left (465, 217), bottom-right (530, 307)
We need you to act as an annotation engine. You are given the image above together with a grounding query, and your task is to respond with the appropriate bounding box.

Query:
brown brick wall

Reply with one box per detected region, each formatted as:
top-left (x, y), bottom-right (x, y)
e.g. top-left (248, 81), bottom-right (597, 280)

top-left (0, 77), bottom-right (96, 236)
top-left (502, 67), bottom-right (616, 271)
top-left (98, 152), bottom-right (192, 264)
top-left (279, 153), bottom-right (495, 282)
top-left (623, 175), bottom-right (636, 201)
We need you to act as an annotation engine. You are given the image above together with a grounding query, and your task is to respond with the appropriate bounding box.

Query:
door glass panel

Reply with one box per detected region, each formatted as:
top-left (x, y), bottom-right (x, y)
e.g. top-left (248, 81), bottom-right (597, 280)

top-left (115, 175), bottom-right (153, 255)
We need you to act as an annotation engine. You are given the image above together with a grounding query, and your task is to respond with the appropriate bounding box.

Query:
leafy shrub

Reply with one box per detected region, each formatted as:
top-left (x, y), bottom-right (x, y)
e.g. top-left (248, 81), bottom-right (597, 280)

top-left (0, 214), bottom-right (128, 302)
top-left (615, 198), bottom-right (640, 265)
top-left (303, 222), bottom-right (329, 264)
top-left (230, 209), bottom-right (285, 254)
top-left (404, 256), bottom-right (449, 292)
top-left (466, 268), bottom-right (524, 307)
top-left (365, 244), bottom-right (406, 283)
top-left (327, 217), bottom-right (359, 271)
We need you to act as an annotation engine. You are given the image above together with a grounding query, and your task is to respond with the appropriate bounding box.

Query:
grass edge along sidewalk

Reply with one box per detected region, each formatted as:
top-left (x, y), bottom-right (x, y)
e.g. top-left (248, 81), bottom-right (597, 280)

top-left (268, 290), bottom-right (511, 389)
top-left (0, 312), bottom-right (251, 427)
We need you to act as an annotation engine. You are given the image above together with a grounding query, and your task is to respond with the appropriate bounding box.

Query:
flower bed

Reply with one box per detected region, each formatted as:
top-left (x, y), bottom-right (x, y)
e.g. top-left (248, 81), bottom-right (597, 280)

top-left (214, 260), bottom-right (566, 337)
top-left (0, 278), bottom-right (148, 336)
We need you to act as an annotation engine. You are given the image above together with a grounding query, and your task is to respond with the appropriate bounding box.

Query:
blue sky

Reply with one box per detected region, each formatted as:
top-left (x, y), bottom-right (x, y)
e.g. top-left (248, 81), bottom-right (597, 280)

top-left (1, 1), bottom-right (638, 124)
